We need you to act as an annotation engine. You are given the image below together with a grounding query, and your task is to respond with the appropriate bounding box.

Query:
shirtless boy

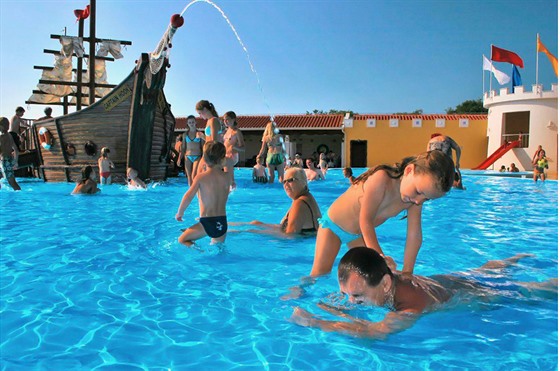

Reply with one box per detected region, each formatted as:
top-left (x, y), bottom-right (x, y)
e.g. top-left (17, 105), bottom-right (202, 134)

top-left (305, 158), bottom-right (324, 181)
top-left (176, 141), bottom-right (231, 246)
top-left (0, 117), bottom-right (21, 190)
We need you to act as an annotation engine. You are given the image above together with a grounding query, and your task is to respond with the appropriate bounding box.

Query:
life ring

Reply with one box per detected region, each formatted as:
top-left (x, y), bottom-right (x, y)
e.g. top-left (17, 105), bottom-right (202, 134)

top-left (38, 127), bottom-right (53, 150)
top-left (316, 144), bottom-right (329, 154)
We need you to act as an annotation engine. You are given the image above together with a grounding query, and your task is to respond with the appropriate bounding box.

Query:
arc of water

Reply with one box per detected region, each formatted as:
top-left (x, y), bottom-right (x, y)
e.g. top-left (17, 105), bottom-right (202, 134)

top-left (181, 0), bottom-right (274, 121)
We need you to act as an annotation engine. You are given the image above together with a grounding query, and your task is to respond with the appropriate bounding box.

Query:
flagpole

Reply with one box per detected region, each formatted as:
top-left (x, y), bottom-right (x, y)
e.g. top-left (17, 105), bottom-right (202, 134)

top-left (489, 45), bottom-right (493, 95)
top-left (482, 55), bottom-right (485, 95)
top-left (536, 33), bottom-right (539, 86)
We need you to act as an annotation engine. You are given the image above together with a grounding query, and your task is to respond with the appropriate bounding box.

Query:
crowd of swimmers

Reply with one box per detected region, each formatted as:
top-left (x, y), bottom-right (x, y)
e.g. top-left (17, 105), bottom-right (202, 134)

top-left (1, 104), bottom-right (556, 338)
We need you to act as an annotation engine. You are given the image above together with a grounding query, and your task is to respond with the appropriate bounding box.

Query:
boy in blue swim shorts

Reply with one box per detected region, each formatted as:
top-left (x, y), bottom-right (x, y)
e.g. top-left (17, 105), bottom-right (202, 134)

top-left (176, 141), bottom-right (231, 246)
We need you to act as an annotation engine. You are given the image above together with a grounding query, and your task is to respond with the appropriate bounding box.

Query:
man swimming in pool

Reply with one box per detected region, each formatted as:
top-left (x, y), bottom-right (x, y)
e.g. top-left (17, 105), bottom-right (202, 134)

top-left (291, 247), bottom-right (557, 339)
top-left (176, 141), bottom-right (231, 246)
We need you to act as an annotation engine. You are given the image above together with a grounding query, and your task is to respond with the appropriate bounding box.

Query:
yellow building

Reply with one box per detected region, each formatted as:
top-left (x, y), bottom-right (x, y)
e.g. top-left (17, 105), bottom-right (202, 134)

top-left (175, 113), bottom-right (489, 169)
top-left (342, 114), bottom-right (488, 168)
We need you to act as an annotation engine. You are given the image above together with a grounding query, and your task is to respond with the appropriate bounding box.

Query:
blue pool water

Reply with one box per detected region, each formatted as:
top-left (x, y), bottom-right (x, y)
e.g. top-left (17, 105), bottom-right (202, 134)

top-left (1, 169), bottom-right (557, 370)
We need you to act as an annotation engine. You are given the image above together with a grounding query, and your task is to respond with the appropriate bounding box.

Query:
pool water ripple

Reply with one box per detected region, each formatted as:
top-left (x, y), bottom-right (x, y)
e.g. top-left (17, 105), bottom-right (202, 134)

top-left (0, 170), bottom-right (557, 369)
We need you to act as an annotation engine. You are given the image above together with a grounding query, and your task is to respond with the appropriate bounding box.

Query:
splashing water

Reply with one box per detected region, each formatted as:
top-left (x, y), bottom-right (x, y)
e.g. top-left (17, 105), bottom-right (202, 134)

top-left (180, 0), bottom-right (274, 121)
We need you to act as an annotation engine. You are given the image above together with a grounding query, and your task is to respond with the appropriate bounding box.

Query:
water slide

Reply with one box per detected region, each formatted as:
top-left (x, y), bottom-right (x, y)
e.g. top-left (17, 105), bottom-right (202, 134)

top-left (472, 140), bottom-right (520, 170)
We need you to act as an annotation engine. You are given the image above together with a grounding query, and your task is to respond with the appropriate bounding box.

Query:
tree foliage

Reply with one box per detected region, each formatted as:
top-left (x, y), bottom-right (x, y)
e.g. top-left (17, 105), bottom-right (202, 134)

top-left (445, 99), bottom-right (488, 114)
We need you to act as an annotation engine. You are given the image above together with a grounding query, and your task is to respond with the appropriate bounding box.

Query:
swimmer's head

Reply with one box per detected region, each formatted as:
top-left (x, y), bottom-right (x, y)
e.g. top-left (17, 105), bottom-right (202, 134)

top-left (203, 141), bottom-right (226, 166)
top-left (195, 100), bottom-right (219, 119)
top-left (223, 111), bottom-right (238, 128)
top-left (343, 167), bottom-right (353, 177)
top-left (0, 117), bottom-right (8, 132)
top-left (338, 247), bottom-right (393, 306)
top-left (81, 165), bottom-right (94, 181)
top-left (101, 147), bottom-right (110, 156)
top-left (127, 167), bottom-right (138, 180)
top-left (256, 156), bottom-right (264, 165)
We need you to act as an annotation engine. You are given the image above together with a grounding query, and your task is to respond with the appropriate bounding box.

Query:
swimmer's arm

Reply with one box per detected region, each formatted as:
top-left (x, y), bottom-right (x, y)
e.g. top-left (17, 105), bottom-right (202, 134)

top-left (257, 139), bottom-right (267, 159)
top-left (449, 138), bottom-right (461, 168)
top-left (283, 200), bottom-right (305, 234)
top-left (402, 205), bottom-right (422, 274)
top-left (176, 180), bottom-right (200, 221)
top-left (359, 174), bottom-right (386, 255)
top-left (233, 130), bottom-right (245, 152)
top-left (291, 306), bottom-right (419, 339)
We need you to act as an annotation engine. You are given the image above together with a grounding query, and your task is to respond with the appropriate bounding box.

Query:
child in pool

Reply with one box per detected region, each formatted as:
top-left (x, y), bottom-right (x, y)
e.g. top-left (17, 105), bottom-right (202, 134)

top-left (176, 141), bottom-right (231, 246)
top-left (252, 156), bottom-right (268, 183)
top-left (223, 111), bottom-right (245, 189)
top-left (310, 151), bottom-right (455, 277)
top-left (97, 147), bottom-right (115, 185)
top-left (343, 167), bottom-right (355, 184)
top-left (72, 165), bottom-right (100, 194)
top-left (127, 167), bottom-right (147, 189)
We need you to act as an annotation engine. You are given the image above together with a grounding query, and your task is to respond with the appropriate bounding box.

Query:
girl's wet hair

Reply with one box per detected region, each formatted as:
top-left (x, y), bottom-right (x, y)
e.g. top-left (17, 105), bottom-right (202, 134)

top-left (224, 111), bottom-right (238, 127)
top-left (195, 100), bottom-right (219, 118)
top-left (262, 121), bottom-right (276, 140)
top-left (338, 247), bottom-right (392, 287)
top-left (81, 165), bottom-right (93, 183)
top-left (352, 150), bottom-right (455, 193)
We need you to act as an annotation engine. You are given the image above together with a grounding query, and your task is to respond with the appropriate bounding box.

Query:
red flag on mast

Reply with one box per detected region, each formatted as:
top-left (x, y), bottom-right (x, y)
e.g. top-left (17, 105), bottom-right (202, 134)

top-left (491, 45), bottom-right (524, 68)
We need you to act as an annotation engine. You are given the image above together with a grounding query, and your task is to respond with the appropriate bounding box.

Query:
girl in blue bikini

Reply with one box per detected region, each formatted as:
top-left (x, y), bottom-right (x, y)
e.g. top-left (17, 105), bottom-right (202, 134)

top-left (310, 151), bottom-right (455, 277)
top-left (179, 115), bottom-right (205, 186)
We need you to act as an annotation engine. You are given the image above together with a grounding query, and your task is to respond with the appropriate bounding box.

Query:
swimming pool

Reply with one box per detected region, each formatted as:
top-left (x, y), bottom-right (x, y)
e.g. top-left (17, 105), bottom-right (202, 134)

top-left (1, 169), bottom-right (557, 369)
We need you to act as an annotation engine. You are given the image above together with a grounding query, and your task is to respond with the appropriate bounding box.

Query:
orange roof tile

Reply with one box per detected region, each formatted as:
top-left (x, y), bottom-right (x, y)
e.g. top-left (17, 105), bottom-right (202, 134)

top-left (175, 114), bottom-right (345, 131)
top-left (174, 113), bottom-right (487, 131)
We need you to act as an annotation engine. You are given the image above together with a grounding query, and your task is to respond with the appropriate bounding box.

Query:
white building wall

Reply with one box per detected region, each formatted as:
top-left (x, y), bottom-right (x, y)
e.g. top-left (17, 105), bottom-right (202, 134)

top-left (484, 84), bottom-right (558, 177)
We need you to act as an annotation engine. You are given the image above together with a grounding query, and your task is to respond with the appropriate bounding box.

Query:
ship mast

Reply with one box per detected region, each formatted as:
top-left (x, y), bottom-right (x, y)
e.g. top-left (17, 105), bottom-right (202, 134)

top-left (26, 0), bottom-right (132, 114)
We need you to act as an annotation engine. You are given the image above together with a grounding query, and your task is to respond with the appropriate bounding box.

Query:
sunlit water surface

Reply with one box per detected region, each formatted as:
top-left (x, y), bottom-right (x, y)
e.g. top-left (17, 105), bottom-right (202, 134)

top-left (1, 169), bottom-right (557, 370)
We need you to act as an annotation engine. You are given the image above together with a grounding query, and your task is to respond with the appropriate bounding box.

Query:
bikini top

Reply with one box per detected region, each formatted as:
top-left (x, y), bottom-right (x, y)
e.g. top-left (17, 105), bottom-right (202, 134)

top-left (281, 197), bottom-right (319, 233)
top-left (185, 133), bottom-right (202, 143)
top-left (204, 121), bottom-right (224, 137)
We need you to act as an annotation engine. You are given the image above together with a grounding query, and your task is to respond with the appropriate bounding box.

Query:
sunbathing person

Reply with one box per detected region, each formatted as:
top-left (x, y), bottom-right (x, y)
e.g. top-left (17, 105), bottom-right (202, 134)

top-left (291, 247), bottom-right (557, 339)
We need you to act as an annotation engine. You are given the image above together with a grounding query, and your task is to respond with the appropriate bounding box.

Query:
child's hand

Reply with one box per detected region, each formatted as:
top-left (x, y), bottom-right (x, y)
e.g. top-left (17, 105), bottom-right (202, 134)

top-left (175, 213), bottom-right (183, 222)
top-left (384, 255), bottom-right (397, 271)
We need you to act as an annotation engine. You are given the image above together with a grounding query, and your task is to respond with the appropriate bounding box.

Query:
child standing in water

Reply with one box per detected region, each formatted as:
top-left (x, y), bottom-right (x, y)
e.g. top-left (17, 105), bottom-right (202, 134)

top-left (127, 167), bottom-right (147, 189)
top-left (176, 141), bottom-right (231, 246)
top-left (311, 151), bottom-right (455, 277)
top-left (97, 147), bottom-right (115, 185)
top-left (0, 117), bottom-right (21, 191)
top-left (179, 115), bottom-right (205, 185)
top-left (222, 111), bottom-right (245, 189)
top-left (72, 165), bottom-right (100, 194)
top-left (252, 156), bottom-right (268, 183)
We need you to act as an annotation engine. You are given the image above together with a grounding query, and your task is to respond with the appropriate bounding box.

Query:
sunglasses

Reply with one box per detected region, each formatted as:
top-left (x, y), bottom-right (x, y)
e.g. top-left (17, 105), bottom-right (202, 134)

top-left (282, 177), bottom-right (298, 185)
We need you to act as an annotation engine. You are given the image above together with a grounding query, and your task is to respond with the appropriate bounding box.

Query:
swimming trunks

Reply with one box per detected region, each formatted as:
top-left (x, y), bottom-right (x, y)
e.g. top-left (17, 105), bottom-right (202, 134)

top-left (267, 153), bottom-right (284, 166)
top-left (318, 208), bottom-right (361, 246)
top-left (200, 215), bottom-right (228, 238)
top-left (281, 198), bottom-right (319, 233)
top-left (0, 156), bottom-right (16, 178)
top-left (100, 172), bottom-right (111, 178)
top-left (186, 155), bottom-right (202, 163)
top-left (253, 176), bottom-right (268, 183)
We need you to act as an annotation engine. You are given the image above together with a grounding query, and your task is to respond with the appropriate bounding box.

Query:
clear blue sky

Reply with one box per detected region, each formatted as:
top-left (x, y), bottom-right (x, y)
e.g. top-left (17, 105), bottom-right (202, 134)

top-left (1, 0), bottom-right (557, 120)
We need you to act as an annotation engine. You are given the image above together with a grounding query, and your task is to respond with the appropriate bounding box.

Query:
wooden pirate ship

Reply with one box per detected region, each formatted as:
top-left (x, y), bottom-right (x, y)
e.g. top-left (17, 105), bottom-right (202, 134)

top-left (25, 1), bottom-right (182, 183)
